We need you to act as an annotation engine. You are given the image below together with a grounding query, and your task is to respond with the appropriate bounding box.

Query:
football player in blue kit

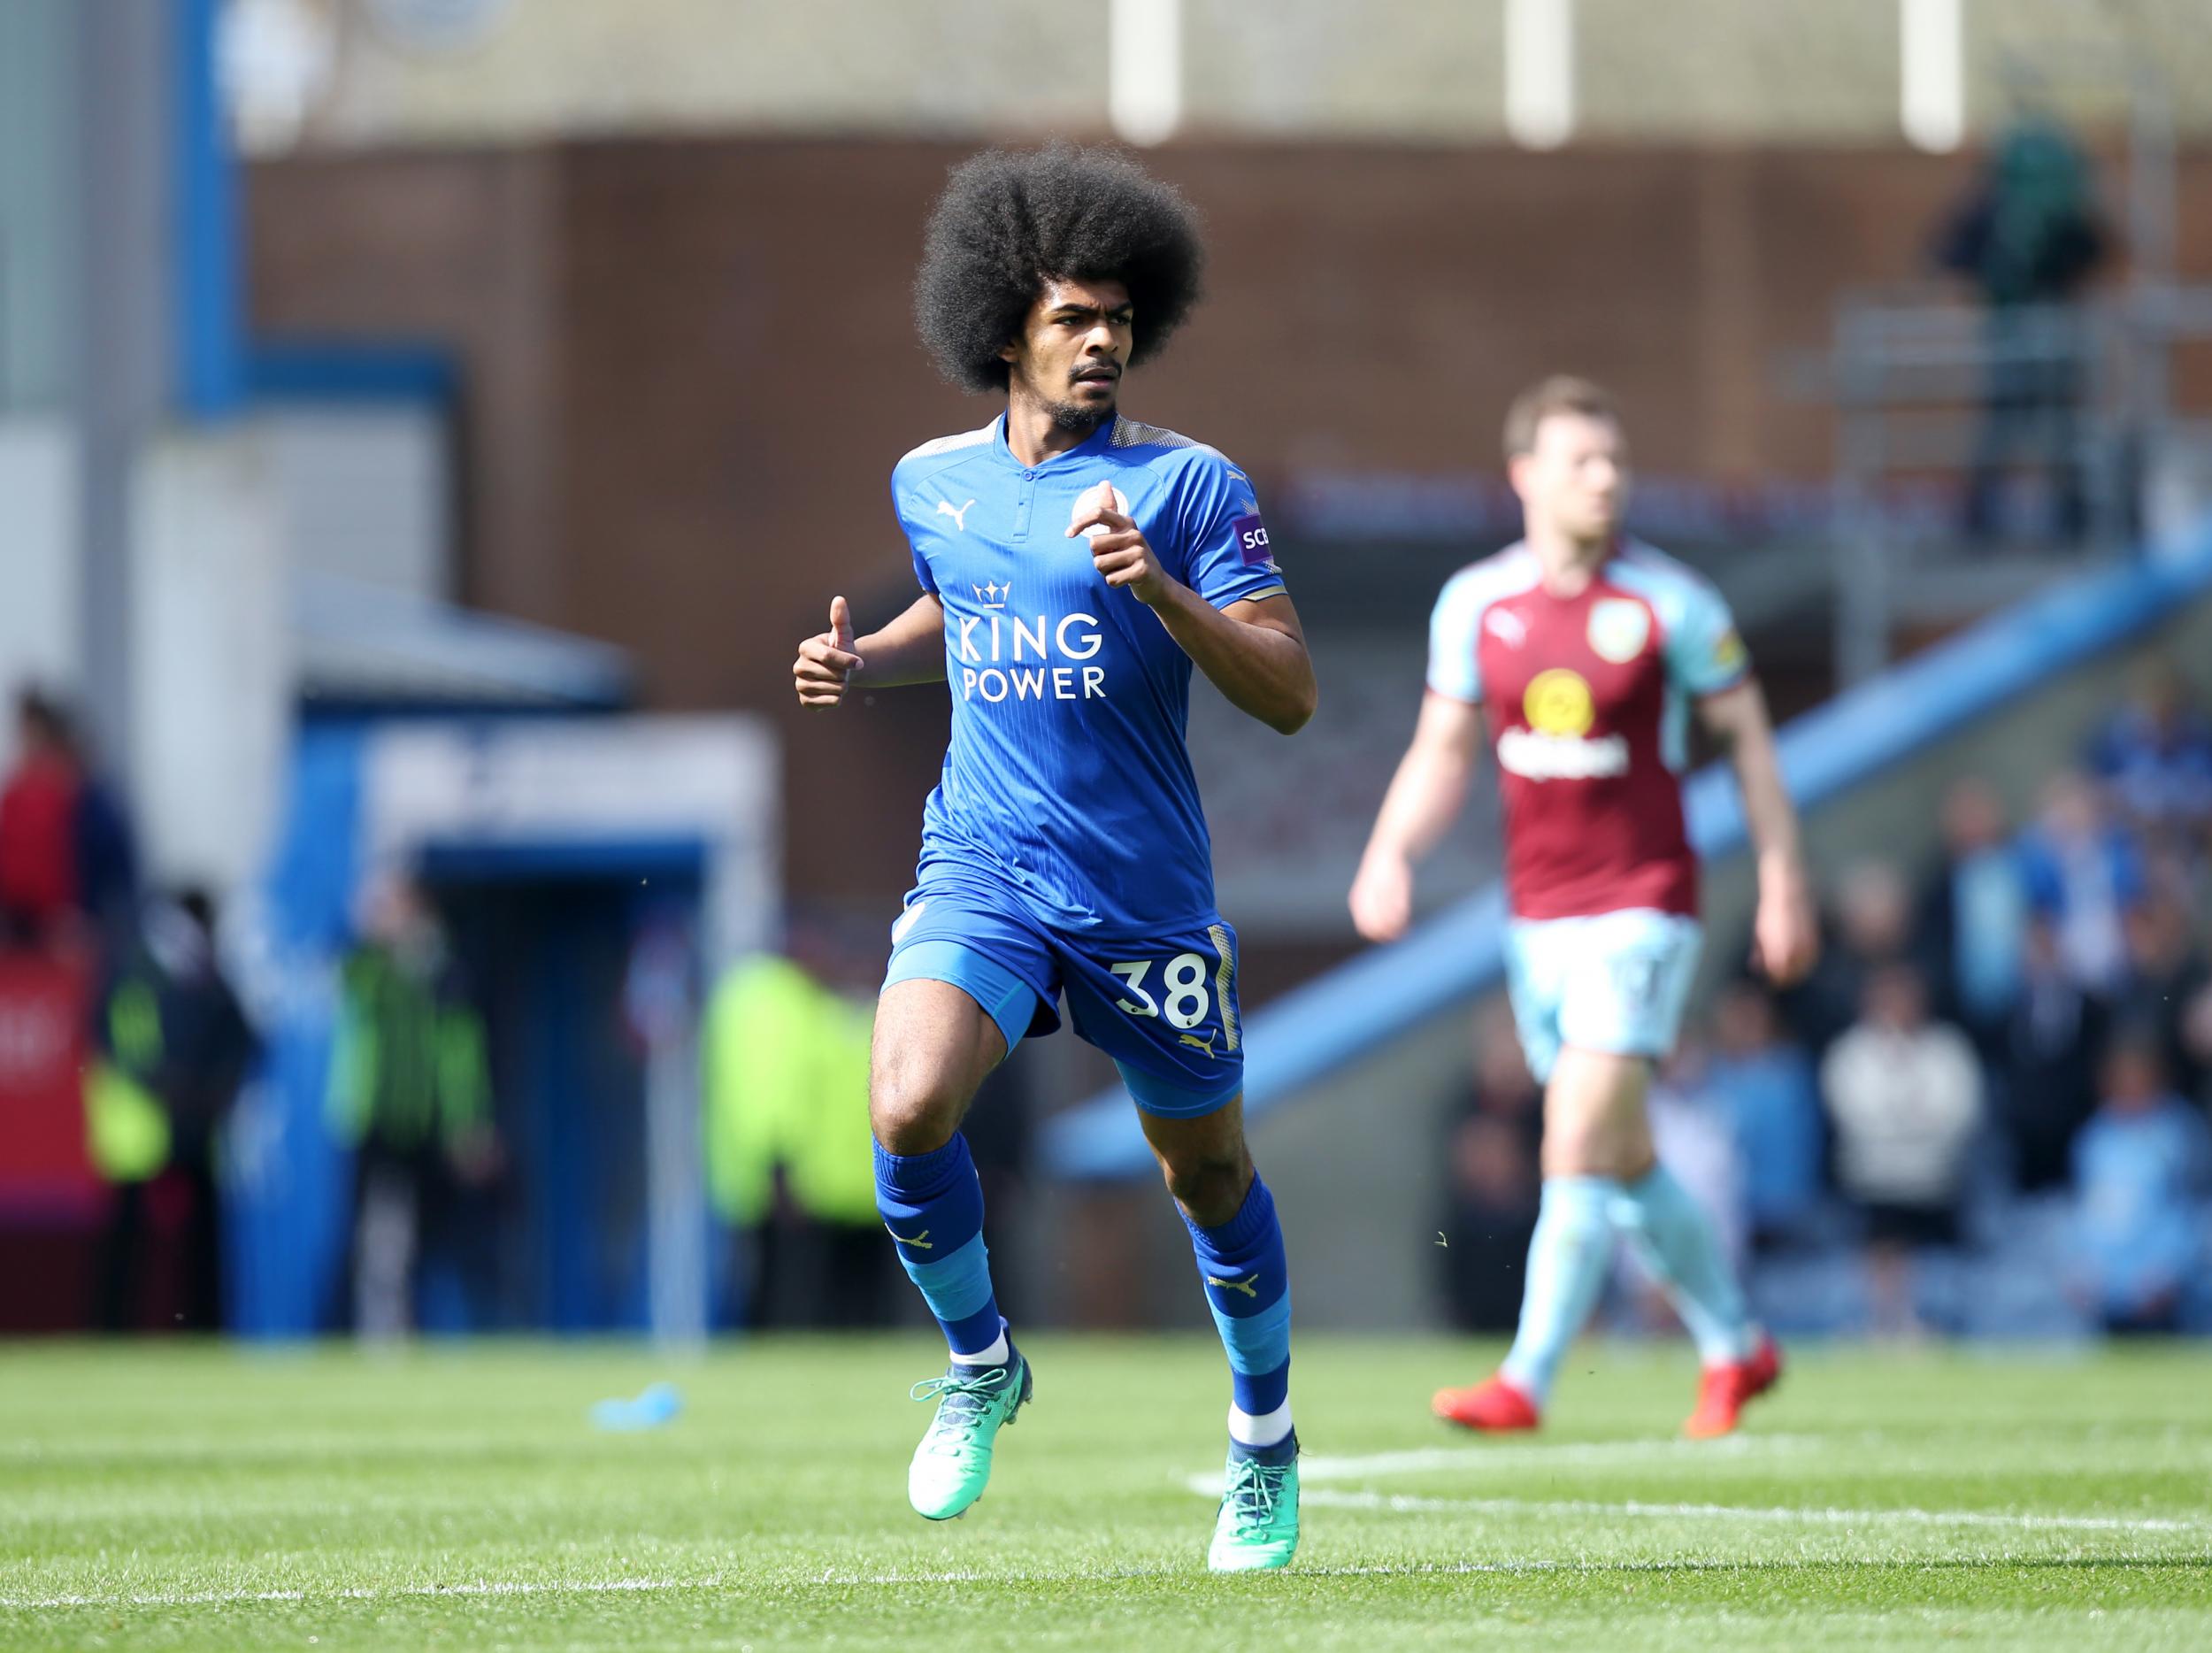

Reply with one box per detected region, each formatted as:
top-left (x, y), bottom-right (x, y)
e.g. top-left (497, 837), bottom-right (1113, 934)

top-left (790, 143), bottom-right (1317, 1570)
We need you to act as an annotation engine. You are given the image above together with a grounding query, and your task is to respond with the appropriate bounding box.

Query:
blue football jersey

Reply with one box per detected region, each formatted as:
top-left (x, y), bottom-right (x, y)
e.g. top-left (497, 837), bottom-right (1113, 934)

top-left (890, 412), bottom-right (1287, 938)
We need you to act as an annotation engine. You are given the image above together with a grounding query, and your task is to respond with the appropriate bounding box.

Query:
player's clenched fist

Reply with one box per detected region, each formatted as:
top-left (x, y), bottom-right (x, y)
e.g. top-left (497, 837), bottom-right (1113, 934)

top-left (1068, 481), bottom-right (1171, 606)
top-left (793, 596), bottom-right (863, 708)
top-left (1348, 851), bottom-right (1415, 944)
top-left (1750, 864), bottom-right (1821, 988)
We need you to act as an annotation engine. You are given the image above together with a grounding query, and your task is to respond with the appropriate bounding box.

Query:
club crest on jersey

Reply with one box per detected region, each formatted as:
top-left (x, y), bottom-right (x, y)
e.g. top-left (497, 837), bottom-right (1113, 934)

top-left (1587, 598), bottom-right (1652, 665)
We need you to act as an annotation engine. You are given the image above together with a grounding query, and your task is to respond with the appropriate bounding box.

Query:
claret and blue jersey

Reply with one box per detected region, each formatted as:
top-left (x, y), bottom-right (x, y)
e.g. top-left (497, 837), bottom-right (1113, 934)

top-left (883, 411), bottom-right (1286, 1114)
top-left (1426, 538), bottom-right (1749, 923)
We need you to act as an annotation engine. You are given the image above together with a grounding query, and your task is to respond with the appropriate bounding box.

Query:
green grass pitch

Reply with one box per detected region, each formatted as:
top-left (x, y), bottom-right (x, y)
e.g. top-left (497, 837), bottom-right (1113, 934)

top-left (4, 1335), bottom-right (2208, 1650)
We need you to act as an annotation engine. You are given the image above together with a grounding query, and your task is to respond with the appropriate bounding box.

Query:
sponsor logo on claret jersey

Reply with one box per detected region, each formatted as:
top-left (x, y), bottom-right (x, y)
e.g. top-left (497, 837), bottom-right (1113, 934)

top-left (1499, 667), bottom-right (1629, 780)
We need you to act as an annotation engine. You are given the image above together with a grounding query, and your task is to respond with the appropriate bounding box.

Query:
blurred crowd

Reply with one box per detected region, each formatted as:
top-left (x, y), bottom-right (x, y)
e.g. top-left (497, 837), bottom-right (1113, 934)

top-left (16, 656), bottom-right (2212, 1343)
top-left (0, 687), bottom-right (250, 1334)
top-left (1, 687), bottom-right (507, 1338)
top-left (0, 680), bottom-right (1004, 1339)
top-left (1442, 661), bottom-right (2212, 1342)
top-left (0, 689), bottom-right (139, 953)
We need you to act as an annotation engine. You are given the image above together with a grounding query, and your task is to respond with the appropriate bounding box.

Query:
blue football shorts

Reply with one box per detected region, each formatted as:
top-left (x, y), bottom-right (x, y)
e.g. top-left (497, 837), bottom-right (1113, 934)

top-left (882, 879), bottom-right (1245, 1119)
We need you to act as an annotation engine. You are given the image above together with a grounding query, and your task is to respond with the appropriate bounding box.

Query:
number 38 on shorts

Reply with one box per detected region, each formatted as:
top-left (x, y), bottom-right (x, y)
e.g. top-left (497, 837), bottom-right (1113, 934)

top-left (1110, 952), bottom-right (1219, 1031)
top-left (1055, 917), bottom-right (1244, 1115)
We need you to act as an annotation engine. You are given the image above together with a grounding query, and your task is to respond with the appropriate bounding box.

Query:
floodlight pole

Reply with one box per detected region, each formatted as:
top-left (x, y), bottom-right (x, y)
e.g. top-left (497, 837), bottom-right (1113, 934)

top-left (1900, 0), bottom-right (1964, 155)
top-left (1109, 0), bottom-right (1182, 147)
top-left (1504, 0), bottom-right (1575, 150)
top-left (71, 0), bottom-right (172, 788)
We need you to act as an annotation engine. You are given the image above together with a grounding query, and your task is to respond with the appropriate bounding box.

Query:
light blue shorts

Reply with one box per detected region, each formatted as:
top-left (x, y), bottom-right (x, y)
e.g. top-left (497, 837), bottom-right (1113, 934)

top-left (1502, 908), bottom-right (1703, 1083)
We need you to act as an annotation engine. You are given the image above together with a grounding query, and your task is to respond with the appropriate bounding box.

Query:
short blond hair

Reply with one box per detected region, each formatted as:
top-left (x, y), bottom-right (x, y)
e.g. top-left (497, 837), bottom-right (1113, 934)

top-left (1502, 375), bottom-right (1620, 462)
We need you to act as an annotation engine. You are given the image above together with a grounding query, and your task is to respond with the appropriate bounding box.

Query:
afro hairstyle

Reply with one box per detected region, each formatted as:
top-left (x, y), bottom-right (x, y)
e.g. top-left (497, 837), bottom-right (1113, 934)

top-left (913, 142), bottom-right (1206, 395)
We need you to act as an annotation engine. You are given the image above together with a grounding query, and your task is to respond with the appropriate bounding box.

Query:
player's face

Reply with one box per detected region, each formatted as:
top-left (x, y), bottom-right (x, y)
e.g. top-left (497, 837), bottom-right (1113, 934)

top-left (1512, 411), bottom-right (1630, 546)
top-left (1000, 277), bottom-right (1133, 430)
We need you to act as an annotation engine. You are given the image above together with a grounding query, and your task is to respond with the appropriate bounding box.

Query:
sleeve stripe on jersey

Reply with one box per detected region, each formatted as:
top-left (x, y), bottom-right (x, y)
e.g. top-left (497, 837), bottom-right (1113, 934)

top-left (901, 421), bottom-right (998, 464)
top-left (1207, 923), bottom-right (1240, 1053)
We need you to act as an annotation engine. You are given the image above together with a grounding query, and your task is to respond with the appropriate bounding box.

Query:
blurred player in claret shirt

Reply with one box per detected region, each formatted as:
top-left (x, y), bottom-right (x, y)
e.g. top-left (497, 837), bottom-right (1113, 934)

top-left (1350, 377), bottom-right (1819, 1438)
top-left (790, 143), bottom-right (1317, 1569)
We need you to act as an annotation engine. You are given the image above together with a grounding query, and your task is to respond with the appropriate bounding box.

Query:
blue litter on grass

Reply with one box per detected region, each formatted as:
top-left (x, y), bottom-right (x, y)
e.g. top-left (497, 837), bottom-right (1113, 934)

top-left (591, 1382), bottom-right (683, 1431)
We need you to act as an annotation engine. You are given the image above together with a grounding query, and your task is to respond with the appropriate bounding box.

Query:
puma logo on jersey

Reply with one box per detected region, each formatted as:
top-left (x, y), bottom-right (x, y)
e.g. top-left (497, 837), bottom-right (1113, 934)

top-left (1485, 608), bottom-right (1528, 648)
top-left (1206, 1272), bottom-right (1260, 1299)
top-left (886, 1227), bottom-right (933, 1250)
top-left (1178, 1030), bottom-right (1217, 1057)
top-left (935, 497), bottom-right (977, 532)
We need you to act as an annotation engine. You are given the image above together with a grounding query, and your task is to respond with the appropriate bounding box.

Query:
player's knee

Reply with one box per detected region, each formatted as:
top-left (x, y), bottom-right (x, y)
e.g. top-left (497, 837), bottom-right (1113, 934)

top-left (1542, 1050), bottom-right (1652, 1179)
top-left (1541, 1122), bottom-right (1648, 1181)
top-left (869, 1064), bottom-right (968, 1157)
top-left (1157, 1146), bottom-right (1253, 1228)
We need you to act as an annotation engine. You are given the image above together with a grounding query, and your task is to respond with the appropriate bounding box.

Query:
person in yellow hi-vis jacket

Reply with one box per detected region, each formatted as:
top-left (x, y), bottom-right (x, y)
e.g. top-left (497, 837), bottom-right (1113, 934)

top-left (88, 891), bottom-right (256, 1332)
top-left (327, 873), bottom-right (499, 1341)
top-left (703, 946), bottom-right (888, 1327)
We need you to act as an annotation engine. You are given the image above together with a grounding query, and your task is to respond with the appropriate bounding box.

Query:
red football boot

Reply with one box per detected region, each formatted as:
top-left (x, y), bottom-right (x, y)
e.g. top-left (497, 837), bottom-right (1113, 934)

top-left (1432, 1373), bottom-right (1542, 1433)
top-left (1683, 1333), bottom-right (1783, 1439)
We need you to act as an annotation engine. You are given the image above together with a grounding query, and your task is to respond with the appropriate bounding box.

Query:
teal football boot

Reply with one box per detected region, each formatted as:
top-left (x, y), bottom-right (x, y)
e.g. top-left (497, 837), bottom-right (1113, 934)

top-left (1208, 1433), bottom-right (1300, 1572)
top-left (906, 1347), bottom-right (1032, 1520)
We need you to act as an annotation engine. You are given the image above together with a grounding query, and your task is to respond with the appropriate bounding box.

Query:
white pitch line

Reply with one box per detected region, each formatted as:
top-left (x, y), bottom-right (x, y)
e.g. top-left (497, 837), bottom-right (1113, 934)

top-left (1182, 1432), bottom-right (1824, 1495)
top-left (1293, 1433), bottom-right (1824, 1485)
top-left (0, 1561), bottom-right (1552, 1611)
top-left (9, 1526), bottom-right (2202, 1614)
top-left (0, 1432), bottom-right (526, 1467)
top-left (1296, 1488), bottom-right (2212, 1536)
top-left (0, 1578), bottom-right (701, 1611)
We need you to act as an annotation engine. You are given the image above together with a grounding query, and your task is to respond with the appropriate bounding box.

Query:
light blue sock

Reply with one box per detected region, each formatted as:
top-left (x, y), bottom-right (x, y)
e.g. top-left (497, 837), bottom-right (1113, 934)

top-left (1616, 1164), bottom-right (1754, 1366)
top-left (1499, 1176), bottom-right (1620, 1405)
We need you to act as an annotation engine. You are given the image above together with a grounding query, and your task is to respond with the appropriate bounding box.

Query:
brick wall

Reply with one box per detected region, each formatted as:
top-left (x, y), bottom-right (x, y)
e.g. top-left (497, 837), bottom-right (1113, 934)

top-left (249, 136), bottom-right (2206, 913)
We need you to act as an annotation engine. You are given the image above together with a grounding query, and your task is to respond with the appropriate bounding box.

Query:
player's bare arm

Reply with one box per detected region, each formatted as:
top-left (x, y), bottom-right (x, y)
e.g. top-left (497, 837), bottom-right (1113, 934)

top-left (792, 592), bottom-right (946, 707)
top-left (1068, 493), bottom-right (1315, 734)
top-left (1348, 689), bottom-right (1486, 942)
top-left (1697, 678), bottom-right (1819, 985)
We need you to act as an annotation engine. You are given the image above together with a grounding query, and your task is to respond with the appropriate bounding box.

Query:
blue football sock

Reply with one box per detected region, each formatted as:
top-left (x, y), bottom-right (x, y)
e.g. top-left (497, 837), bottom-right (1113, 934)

top-left (1616, 1163), bottom-right (1754, 1366)
top-left (874, 1136), bottom-right (1004, 1359)
top-left (1499, 1176), bottom-right (1620, 1405)
top-left (1184, 1175), bottom-right (1292, 1445)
